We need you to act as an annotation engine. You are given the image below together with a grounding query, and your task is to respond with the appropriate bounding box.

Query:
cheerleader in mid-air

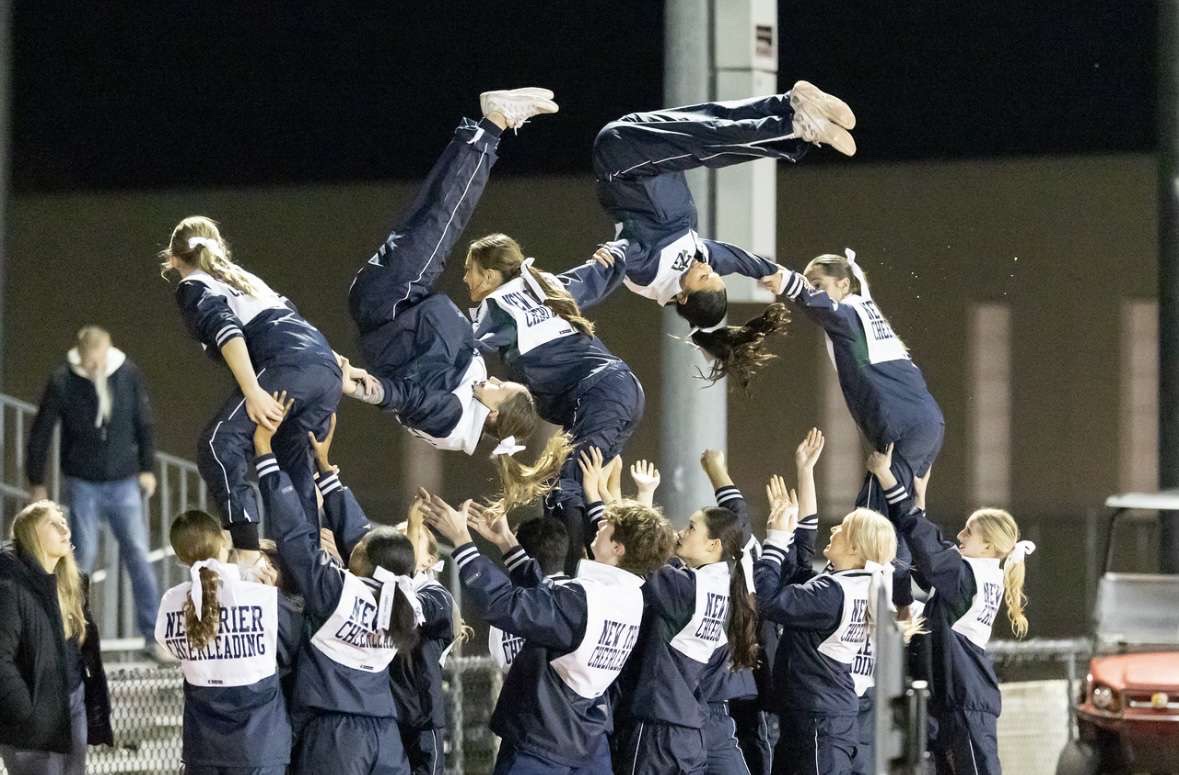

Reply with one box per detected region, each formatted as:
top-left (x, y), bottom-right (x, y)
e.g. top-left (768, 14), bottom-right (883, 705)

top-left (463, 233), bottom-right (641, 572)
top-left (162, 216), bottom-right (342, 553)
top-left (255, 396), bottom-right (420, 775)
top-left (341, 88), bottom-right (570, 517)
top-left (156, 509), bottom-right (302, 775)
top-left (590, 82), bottom-right (856, 389)
top-left (418, 474), bottom-right (676, 775)
top-left (754, 478), bottom-right (898, 775)
top-left (868, 446), bottom-right (1032, 775)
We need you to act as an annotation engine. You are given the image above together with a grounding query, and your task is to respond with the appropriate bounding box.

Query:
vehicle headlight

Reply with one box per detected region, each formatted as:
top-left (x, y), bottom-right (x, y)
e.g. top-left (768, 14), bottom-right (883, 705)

top-left (1093, 685), bottom-right (1119, 711)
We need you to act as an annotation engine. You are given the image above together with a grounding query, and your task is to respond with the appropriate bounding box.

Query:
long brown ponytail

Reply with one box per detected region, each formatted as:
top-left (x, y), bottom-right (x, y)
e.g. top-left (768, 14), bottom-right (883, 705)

top-left (349, 527), bottom-right (421, 654)
top-left (467, 233), bottom-right (596, 336)
top-left (161, 216), bottom-right (257, 296)
top-left (702, 507), bottom-right (759, 670)
top-left (687, 303), bottom-right (790, 392)
top-left (170, 509), bottom-right (228, 650)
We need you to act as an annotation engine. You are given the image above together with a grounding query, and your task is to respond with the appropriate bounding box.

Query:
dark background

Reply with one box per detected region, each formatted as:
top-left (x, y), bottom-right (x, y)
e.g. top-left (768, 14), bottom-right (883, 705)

top-left (12, 1), bottom-right (1156, 191)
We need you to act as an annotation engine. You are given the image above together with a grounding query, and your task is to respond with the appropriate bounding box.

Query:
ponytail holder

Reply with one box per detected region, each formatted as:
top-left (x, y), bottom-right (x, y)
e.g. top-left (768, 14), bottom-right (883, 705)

top-left (188, 558), bottom-right (239, 620)
top-left (844, 247), bottom-right (872, 300)
top-left (1005, 540), bottom-right (1036, 567)
top-left (492, 435), bottom-right (526, 457)
top-left (188, 236), bottom-right (225, 260)
top-left (689, 321), bottom-right (727, 336)
top-left (519, 257), bottom-right (548, 301)
top-left (739, 536), bottom-right (758, 594)
top-left (373, 565), bottom-right (425, 630)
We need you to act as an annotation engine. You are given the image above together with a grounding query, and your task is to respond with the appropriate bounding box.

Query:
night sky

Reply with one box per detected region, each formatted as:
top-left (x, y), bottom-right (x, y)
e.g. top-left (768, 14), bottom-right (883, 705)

top-left (11, 1), bottom-right (1157, 192)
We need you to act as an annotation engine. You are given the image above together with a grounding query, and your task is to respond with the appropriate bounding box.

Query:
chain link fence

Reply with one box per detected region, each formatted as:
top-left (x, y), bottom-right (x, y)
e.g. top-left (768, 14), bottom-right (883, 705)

top-left (0, 656), bottom-right (504, 775)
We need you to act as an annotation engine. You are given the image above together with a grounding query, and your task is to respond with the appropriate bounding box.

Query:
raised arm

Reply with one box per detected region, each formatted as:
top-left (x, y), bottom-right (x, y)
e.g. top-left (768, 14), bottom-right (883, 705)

top-left (420, 492), bottom-right (586, 650)
top-left (308, 415), bottom-right (371, 559)
top-left (557, 240), bottom-right (629, 310)
top-left (701, 450), bottom-right (750, 542)
top-left (703, 239), bottom-right (780, 283)
top-left (867, 450), bottom-right (973, 609)
top-left (769, 266), bottom-right (861, 341)
top-left (254, 398), bottom-right (344, 618)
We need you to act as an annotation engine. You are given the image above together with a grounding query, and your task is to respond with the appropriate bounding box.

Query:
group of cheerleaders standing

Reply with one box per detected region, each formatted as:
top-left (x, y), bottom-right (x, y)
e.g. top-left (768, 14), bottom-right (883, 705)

top-left (152, 84), bottom-right (1035, 775)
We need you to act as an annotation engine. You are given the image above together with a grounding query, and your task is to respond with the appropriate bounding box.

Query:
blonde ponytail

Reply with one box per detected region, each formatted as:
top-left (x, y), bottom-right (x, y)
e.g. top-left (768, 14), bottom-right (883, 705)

top-left (1003, 560), bottom-right (1029, 639)
top-left (162, 215), bottom-right (257, 296)
top-left (970, 508), bottom-right (1030, 639)
top-left (485, 432), bottom-right (575, 519)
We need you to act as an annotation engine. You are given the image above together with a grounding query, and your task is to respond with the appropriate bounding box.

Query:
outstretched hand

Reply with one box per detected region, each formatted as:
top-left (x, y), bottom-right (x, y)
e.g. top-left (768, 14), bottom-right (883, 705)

top-left (865, 443), bottom-right (897, 489)
top-left (794, 427), bottom-right (825, 471)
top-left (467, 500), bottom-right (518, 553)
top-left (253, 391), bottom-right (293, 453)
top-left (765, 474), bottom-right (799, 533)
top-left (417, 488), bottom-right (473, 547)
top-left (630, 459), bottom-right (661, 507)
top-left (578, 447), bottom-right (607, 504)
top-left (308, 414), bottom-right (338, 473)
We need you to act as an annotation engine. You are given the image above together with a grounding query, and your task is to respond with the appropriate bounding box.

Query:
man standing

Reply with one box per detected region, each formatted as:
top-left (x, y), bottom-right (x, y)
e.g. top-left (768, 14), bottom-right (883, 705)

top-left (26, 326), bottom-right (166, 660)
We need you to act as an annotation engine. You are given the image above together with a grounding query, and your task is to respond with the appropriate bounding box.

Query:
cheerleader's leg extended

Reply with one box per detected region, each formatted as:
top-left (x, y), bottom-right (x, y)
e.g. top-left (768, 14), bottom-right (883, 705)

top-left (348, 117), bottom-right (501, 350)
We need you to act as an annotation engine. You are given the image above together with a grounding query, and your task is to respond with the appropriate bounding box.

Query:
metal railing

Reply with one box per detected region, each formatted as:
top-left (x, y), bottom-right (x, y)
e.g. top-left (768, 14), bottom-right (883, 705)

top-left (0, 392), bottom-right (210, 643)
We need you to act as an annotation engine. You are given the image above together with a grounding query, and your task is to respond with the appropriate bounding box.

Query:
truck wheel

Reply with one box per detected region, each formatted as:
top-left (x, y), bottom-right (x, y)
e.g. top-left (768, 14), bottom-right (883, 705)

top-left (1056, 739), bottom-right (1102, 775)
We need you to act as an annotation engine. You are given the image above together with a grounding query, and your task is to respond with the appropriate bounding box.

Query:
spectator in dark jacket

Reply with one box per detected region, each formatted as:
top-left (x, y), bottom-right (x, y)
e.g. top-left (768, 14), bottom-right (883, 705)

top-left (26, 326), bottom-right (163, 656)
top-left (0, 500), bottom-right (113, 775)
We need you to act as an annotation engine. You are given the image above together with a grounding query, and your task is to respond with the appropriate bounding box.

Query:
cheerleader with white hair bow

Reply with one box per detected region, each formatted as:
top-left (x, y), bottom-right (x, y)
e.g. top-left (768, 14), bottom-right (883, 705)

top-left (156, 505), bottom-right (302, 775)
top-left (161, 216), bottom-right (343, 556)
top-left (255, 396), bottom-right (421, 775)
top-left (868, 448), bottom-right (1033, 775)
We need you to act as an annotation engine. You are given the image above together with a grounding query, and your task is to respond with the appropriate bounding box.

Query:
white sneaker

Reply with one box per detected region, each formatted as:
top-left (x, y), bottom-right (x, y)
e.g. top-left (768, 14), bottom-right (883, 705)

top-left (790, 80), bottom-right (856, 129)
top-left (480, 88), bottom-right (559, 130)
top-left (790, 101), bottom-right (856, 156)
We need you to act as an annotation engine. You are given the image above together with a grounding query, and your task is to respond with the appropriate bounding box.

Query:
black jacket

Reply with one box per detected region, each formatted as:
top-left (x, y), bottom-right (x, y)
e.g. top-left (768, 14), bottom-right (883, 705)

top-left (0, 545), bottom-right (113, 752)
top-left (26, 347), bottom-right (155, 485)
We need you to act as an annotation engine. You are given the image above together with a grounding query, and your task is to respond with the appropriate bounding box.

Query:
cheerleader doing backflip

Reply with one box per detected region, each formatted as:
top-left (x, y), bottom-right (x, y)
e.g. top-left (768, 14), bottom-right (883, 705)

top-left (463, 234), bottom-right (642, 572)
top-left (590, 81), bottom-right (856, 389)
top-left (341, 88), bottom-right (571, 516)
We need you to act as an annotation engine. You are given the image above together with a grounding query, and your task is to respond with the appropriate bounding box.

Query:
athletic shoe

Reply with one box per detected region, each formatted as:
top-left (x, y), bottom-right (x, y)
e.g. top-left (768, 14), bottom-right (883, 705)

top-left (790, 109), bottom-right (857, 156)
top-left (790, 80), bottom-right (856, 129)
top-left (480, 88), bottom-right (559, 130)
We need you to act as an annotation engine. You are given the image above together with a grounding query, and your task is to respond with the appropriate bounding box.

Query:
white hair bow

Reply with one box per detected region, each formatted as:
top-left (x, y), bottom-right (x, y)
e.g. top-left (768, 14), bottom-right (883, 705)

top-left (519, 257), bottom-right (549, 301)
top-left (863, 559), bottom-right (896, 614)
top-left (844, 247), bottom-right (872, 300)
top-left (1005, 540), bottom-right (1036, 567)
top-left (188, 559), bottom-right (239, 620)
top-left (187, 236), bottom-right (225, 260)
top-left (373, 565), bottom-right (425, 630)
top-left (739, 536), bottom-right (758, 594)
top-left (492, 435), bottom-right (526, 457)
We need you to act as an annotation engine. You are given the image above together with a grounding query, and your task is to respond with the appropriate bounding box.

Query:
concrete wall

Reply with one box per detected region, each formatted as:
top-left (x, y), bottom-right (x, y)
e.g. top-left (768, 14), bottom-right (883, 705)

top-left (4, 153), bottom-right (1155, 634)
